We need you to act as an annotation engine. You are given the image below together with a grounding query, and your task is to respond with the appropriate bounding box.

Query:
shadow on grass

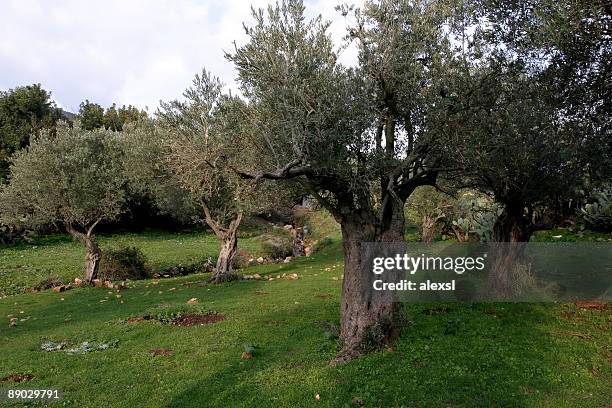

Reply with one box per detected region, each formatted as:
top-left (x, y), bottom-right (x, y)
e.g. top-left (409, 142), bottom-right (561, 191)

top-left (165, 302), bottom-right (559, 407)
top-left (1, 243), bottom-right (572, 407)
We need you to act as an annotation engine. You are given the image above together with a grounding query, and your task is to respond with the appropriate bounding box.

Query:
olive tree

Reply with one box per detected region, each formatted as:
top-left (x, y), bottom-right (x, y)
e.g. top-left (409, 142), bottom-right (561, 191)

top-left (226, 0), bottom-right (458, 361)
top-left (440, 0), bottom-right (610, 244)
top-left (434, 0), bottom-right (608, 295)
top-left (126, 72), bottom-right (279, 283)
top-left (0, 122), bottom-right (126, 282)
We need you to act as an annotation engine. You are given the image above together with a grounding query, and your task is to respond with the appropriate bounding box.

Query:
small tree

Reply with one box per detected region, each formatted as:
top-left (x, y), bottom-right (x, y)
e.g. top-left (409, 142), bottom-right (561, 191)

top-left (0, 122), bottom-right (126, 282)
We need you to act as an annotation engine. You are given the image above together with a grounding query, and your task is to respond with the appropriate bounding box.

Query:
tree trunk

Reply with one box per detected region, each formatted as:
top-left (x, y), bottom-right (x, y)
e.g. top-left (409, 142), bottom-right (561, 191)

top-left (334, 203), bottom-right (405, 364)
top-left (84, 236), bottom-right (101, 283)
top-left (67, 225), bottom-right (101, 283)
top-left (488, 203), bottom-right (531, 298)
top-left (421, 215), bottom-right (437, 243)
top-left (214, 234), bottom-right (237, 275)
top-left (492, 203), bottom-right (531, 243)
top-left (208, 214), bottom-right (242, 284)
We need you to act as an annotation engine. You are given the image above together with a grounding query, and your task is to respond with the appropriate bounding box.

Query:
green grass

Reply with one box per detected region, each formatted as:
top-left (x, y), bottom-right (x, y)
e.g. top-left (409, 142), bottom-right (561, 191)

top-left (0, 229), bottom-right (263, 295)
top-left (1, 233), bottom-right (610, 407)
top-left (532, 228), bottom-right (612, 242)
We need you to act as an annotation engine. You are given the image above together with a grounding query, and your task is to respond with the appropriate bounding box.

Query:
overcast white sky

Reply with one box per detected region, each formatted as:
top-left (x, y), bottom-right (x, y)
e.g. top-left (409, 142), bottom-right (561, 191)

top-left (0, 0), bottom-right (362, 114)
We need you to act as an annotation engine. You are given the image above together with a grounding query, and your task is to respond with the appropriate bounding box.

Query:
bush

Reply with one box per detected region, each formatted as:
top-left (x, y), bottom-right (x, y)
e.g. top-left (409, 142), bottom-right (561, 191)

top-left (100, 246), bottom-right (151, 281)
top-left (259, 228), bottom-right (293, 259)
top-left (231, 250), bottom-right (252, 270)
top-left (311, 236), bottom-right (334, 253)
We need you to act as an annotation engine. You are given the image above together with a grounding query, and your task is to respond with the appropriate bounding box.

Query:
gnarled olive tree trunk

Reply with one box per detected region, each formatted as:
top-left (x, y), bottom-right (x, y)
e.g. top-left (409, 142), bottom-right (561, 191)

top-left (205, 212), bottom-right (243, 284)
top-left (488, 203), bottom-right (531, 298)
top-left (66, 224), bottom-right (101, 283)
top-left (334, 201), bottom-right (406, 364)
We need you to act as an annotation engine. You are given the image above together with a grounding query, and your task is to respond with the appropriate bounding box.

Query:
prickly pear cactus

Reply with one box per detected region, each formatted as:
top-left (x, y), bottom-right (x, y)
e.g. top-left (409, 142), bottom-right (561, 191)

top-left (471, 205), bottom-right (501, 242)
top-left (581, 186), bottom-right (612, 232)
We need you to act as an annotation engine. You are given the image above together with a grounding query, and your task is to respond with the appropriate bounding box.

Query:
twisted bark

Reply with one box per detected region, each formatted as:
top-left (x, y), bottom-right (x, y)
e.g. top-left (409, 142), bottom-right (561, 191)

top-left (66, 222), bottom-right (101, 283)
top-left (203, 210), bottom-right (242, 284)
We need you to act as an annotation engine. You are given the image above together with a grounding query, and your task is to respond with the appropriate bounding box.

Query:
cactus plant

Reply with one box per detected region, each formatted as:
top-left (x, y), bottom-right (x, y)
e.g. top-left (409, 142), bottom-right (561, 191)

top-left (580, 185), bottom-right (612, 232)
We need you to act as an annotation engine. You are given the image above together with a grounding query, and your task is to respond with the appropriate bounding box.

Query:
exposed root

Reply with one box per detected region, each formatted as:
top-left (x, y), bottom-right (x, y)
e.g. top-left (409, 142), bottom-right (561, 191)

top-left (329, 348), bottom-right (362, 366)
top-left (207, 273), bottom-right (242, 284)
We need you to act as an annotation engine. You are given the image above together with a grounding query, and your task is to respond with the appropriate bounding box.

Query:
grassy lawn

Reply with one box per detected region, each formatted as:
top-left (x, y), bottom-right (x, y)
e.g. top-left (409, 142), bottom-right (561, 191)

top-left (1, 233), bottom-right (610, 407)
top-left (0, 230), bottom-right (264, 296)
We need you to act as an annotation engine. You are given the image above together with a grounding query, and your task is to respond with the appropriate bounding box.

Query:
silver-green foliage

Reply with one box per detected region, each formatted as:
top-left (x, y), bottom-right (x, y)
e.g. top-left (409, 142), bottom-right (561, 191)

top-left (0, 121), bottom-right (126, 232)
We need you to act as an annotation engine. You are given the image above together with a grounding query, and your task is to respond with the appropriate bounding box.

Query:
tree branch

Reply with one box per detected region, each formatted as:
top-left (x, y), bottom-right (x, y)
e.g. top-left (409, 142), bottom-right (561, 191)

top-left (233, 158), bottom-right (312, 181)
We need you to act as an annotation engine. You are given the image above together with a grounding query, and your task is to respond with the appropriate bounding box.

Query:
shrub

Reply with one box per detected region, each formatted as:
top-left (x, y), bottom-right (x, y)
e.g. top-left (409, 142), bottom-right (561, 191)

top-left (311, 236), bottom-right (334, 253)
top-left (259, 228), bottom-right (293, 259)
top-left (231, 250), bottom-right (252, 270)
top-left (100, 246), bottom-right (151, 281)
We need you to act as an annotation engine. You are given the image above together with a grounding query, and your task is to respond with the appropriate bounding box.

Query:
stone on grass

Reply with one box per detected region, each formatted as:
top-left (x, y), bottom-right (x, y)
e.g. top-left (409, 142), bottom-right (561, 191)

top-left (187, 298), bottom-right (198, 305)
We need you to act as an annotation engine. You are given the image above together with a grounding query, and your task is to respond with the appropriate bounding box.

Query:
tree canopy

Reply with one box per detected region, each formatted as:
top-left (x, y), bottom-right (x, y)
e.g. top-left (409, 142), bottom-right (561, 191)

top-left (0, 122), bottom-right (127, 281)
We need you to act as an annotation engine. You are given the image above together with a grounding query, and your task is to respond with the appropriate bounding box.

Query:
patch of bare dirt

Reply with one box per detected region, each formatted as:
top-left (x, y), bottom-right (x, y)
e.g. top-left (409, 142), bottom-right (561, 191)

top-left (575, 301), bottom-right (607, 311)
top-left (1, 373), bottom-right (34, 382)
top-left (149, 348), bottom-right (173, 356)
top-left (170, 314), bottom-right (226, 327)
top-left (314, 293), bottom-right (331, 299)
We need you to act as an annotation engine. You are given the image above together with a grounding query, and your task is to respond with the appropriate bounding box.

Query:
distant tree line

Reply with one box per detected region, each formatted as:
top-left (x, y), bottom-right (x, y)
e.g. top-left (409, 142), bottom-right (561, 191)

top-left (77, 100), bottom-right (147, 131)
